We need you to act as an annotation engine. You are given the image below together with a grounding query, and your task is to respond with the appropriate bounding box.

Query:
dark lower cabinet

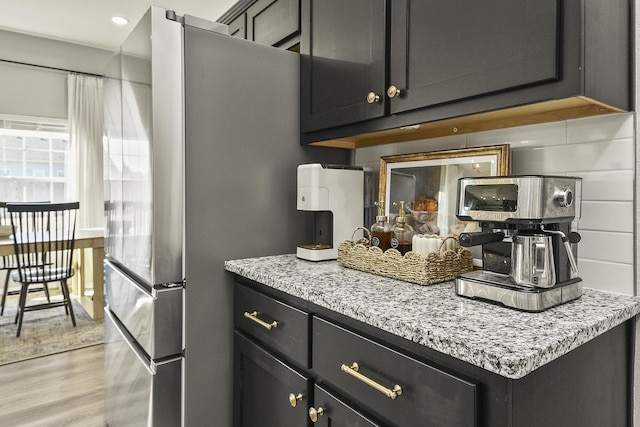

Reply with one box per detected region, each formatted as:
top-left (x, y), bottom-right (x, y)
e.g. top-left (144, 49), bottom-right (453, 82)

top-left (312, 316), bottom-right (477, 427)
top-left (310, 385), bottom-right (383, 426)
top-left (234, 281), bottom-right (310, 368)
top-left (233, 279), bottom-right (635, 427)
top-left (234, 332), bottom-right (311, 426)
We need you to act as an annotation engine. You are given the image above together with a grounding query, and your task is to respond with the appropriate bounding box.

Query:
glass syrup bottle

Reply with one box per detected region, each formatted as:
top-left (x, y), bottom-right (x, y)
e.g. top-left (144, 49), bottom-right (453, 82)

top-left (370, 200), bottom-right (392, 251)
top-left (391, 201), bottom-right (414, 255)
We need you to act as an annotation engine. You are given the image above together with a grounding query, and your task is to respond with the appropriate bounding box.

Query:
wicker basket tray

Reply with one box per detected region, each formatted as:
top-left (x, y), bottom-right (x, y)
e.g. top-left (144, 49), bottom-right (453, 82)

top-left (337, 227), bottom-right (473, 286)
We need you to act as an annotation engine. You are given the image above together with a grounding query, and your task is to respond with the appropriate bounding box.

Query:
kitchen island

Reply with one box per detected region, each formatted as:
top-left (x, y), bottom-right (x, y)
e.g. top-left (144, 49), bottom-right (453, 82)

top-left (226, 254), bottom-right (640, 426)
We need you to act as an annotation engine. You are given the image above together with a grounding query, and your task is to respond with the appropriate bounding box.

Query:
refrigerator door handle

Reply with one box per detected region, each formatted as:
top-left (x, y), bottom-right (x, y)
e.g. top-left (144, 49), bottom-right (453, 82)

top-left (105, 259), bottom-right (157, 299)
top-left (105, 308), bottom-right (157, 375)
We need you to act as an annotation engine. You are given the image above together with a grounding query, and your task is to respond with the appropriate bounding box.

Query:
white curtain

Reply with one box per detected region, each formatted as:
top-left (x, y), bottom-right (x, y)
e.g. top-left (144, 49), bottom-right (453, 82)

top-left (67, 74), bottom-right (104, 229)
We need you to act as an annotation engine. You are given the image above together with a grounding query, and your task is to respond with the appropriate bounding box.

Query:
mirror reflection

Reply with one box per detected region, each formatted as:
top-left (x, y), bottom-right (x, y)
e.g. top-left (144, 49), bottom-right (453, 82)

top-left (380, 145), bottom-right (510, 237)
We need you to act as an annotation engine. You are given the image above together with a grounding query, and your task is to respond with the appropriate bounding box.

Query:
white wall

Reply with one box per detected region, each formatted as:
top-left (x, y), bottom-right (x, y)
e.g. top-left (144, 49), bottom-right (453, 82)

top-left (0, 29), bottom-right (113, 120)
top-left (355, 112), bottom-right (636, 296)
top-left (0, 29), bottom-right (113, 75)
top-left (0, 62), bottom-right (69, 119)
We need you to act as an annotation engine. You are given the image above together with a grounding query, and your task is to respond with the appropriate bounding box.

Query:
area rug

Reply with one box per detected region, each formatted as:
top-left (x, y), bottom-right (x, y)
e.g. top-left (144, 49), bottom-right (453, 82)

top-left (0, 293), bottom-right (104, 365)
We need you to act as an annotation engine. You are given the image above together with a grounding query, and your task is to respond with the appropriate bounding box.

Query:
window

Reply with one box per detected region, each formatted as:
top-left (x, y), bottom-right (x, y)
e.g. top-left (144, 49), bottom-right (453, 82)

top-left (0, 115), bottom-right (70, 202)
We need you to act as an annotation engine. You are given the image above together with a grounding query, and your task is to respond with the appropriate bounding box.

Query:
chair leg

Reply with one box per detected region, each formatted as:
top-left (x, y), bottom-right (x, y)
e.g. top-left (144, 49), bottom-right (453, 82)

top-left (43, 283), bottom-right (51, 304)
top-left (60, 280), bottom-right (76, 327)
top-left (55, 282), bottom-right (68, 315)
top-left (15, 284), bottom-right (28, 337)
top-left (0, 270), bottom-right (10, 316)
top-left (14, 283), bottom-right (26, 325)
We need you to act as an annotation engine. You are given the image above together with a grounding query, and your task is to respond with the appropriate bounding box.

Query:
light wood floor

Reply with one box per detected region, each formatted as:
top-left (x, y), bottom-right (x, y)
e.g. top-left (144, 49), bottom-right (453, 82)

top-left (0, 344), bottom-right (106, 427)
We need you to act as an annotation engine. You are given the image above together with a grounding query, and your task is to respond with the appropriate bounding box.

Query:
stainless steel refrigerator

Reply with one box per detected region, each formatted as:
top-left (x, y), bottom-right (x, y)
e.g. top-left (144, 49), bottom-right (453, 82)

top-left (102, 6), bottom-right (347, 426)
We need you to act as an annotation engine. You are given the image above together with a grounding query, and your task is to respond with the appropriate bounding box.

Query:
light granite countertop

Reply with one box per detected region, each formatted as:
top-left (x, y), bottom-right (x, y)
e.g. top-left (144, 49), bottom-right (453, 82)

top-left (225, 254), bottom-right (640, 379)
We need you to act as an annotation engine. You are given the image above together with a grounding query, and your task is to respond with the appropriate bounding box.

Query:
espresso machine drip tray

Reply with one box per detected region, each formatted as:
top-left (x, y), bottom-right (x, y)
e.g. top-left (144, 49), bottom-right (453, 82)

top-left (456, 271), bottom-right (583, 312)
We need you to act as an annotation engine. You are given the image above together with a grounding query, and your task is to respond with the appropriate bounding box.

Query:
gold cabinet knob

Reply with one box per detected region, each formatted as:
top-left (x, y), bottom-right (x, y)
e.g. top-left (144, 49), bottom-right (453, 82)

top-left (288, 392), bottom-right (303, 408)
top-left (387, 85), bottom-right (402, 98)
top-left (308, 406), bottom-right (324, 423)
top-left (366, 92), bottom-right (381, 104)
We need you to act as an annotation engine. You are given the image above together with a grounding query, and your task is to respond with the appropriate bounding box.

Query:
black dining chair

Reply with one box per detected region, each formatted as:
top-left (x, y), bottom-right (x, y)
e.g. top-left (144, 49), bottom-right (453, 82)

top-left (8, 202), bottom-right (80, 337)
top-left (0, 202), bottom-right (19, 315)
top-left (0, 202), bottom-right (53, 316)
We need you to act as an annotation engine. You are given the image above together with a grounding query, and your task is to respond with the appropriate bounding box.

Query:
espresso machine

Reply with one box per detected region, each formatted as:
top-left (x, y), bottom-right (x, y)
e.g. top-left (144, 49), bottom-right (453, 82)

top-left (455, 175), bottom-right (583, 311)
top-left (296, 163), bottom-right (363, 261)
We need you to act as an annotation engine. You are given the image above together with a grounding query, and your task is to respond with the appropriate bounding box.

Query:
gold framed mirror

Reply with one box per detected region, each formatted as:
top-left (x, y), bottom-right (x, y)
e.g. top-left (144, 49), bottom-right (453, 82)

top-left (379, 144), bottom-right (510, 235)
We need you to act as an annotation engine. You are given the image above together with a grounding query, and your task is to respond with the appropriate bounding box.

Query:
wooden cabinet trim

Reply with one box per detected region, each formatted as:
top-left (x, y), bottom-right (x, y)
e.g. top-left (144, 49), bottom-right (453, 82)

top-left (309, 97), bottom-right (624, 149)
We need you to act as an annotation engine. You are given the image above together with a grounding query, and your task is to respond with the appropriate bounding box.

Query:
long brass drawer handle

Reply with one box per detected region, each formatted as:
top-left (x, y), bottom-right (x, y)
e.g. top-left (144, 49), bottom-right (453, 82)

top-left (243, 311), bottom-right (278, 330)
top-left (341, 362), bottom-right (403, 400)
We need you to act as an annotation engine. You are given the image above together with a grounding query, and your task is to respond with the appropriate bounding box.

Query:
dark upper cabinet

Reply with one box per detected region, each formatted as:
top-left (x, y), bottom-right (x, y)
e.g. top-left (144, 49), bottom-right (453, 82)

top-left (302, 0), bottom-right (560, 134)
top-left (228, 13), bottom-right (247, 39)
top-left (247, 0), bottom-right (300, 48)
top-left (300, 0), bottom-right (630, 146)
top-left (388, 0), bottom-right (559, 115)
top-left (300, 0), bottom-right (386, 132)
top-left (219, 0), bottom-right (301, 49)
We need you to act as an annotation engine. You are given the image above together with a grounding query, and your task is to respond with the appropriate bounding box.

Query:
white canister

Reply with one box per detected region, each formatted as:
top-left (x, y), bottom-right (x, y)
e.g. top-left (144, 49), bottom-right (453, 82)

top-left (412, 234), bottom-right (426, 255)
top-left (413, 234), bottom-right (451, 255)
top-left (425, 235), bottom-right (439, 253)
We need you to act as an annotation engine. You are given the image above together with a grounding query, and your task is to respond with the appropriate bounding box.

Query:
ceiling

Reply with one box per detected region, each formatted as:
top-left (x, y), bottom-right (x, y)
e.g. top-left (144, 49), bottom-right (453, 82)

top-left (0, 0), bottom-right (238, 52)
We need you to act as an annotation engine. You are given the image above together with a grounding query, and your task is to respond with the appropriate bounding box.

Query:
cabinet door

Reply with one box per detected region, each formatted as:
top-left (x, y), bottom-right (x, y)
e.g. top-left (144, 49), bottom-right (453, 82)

top-left (389, 0), bottom-right (559, 114)
top-left (234, 332), bottom-right (311, 426)
top-left (235, 283), bottom-right (310, 368)
top-left (247, 0), bottom-right (300, 47)
top-left (301, 0), bottom-right (386, 132)
top-left (313, 316), bottom-right (477, 427)
top-left (228, 13), bottom-right (247, 39)
top-left (310, 385), bottom-right (383, 427)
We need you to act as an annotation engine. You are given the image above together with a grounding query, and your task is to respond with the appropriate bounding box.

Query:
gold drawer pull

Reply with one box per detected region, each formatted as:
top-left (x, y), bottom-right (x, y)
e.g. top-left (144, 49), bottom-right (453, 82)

top-left (341, 362), bottom-right (403, 400)
top-left (308, 406), bottom-right (324, 423)
top-left (243, 311), bottom-right (278, 330)
top-left (288, 392), bottom-right (303, 408)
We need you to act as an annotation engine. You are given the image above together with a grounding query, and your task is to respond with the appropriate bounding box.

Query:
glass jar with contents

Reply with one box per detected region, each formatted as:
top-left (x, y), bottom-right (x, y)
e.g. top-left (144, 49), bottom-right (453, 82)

top-left (391, 201), bottom-right (414, 255)
top-left (370, 200), bottom-right (392, 251)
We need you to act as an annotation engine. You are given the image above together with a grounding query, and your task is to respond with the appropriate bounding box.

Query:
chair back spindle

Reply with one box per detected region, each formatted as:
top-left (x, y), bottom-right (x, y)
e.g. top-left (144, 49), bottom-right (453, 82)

top-left (0, 202), bottom-right (19, 316)
top-left (0, 202), bottom-right (13, 270)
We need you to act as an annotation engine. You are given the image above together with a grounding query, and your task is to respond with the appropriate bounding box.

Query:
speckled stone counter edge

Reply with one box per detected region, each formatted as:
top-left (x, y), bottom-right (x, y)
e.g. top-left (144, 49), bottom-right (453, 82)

top-left (225, 254), bottom-right (640, 379)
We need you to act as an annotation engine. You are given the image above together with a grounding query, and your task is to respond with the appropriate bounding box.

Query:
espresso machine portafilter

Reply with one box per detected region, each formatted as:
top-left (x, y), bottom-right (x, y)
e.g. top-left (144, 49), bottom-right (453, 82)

top-left (454, 175), bottom-right (583, 312)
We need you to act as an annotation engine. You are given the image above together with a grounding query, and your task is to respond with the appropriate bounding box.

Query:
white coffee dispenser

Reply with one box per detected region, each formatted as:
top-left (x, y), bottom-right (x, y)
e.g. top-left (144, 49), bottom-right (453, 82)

top-left (296, 164), bottom-right (363, 261)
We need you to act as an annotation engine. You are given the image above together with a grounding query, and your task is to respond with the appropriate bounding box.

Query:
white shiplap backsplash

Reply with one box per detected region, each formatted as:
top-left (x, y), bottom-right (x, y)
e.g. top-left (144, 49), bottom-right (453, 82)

top-left (354, 112), bottom-right (636, 296)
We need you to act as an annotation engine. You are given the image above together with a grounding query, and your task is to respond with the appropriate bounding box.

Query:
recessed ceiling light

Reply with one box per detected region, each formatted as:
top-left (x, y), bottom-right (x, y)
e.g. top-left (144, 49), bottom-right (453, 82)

top-left (111, 16), bottom-right (129, 26)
